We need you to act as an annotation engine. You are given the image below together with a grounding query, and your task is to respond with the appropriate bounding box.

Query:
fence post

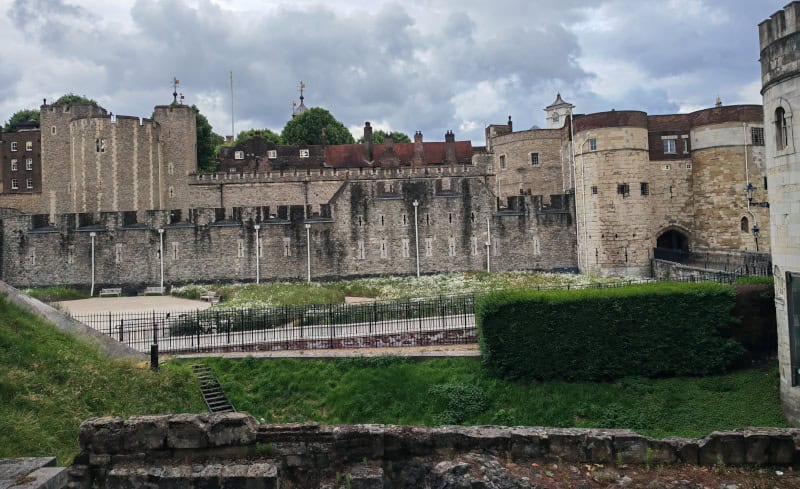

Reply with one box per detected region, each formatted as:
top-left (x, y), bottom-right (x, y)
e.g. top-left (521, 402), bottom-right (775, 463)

top-left (118, 319), bottom-right (124, 342)
top-left (328, 303), bottom-right (334, 348)
top-left (108, 312), bottom-right (112, 337)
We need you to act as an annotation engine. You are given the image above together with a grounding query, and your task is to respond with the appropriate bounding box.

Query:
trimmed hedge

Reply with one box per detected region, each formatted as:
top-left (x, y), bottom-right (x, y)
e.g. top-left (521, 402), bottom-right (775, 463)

top-left (476, 282), bottom-right (744, 381)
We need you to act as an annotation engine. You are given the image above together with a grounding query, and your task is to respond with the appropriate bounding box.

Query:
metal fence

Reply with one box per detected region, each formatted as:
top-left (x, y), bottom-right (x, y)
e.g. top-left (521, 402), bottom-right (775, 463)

top-left (653, 248), bottom-right (772, 276)
top-left (73, 294), bottom-right (476, 354)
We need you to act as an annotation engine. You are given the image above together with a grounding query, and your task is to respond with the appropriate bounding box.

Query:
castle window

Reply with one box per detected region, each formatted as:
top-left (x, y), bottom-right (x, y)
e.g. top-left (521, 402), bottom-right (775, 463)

top-left (776, 107), bottom-right (788, 150)
top-left (168, 186), bottom-right (174, 198)
top-left (448, 237), bottom-right (456, 257)
top-left (380, 215), bottom-right (384, 227)
top-left (299, 149), bottom-right (310, 158)
top-left (10, 142), bottom-right (17, 152)
top-left (425, 237), bottom-right (433, 257)
top-left (640, 182), bottom-right (649, 196)
top-left (172, 242), bottom-right (179, 260)
top-left (168, 161), bottom-right (174, 175)
top-left (27, 249), bottom-right (35, 267)
top-left (402, 214), bottom-right (407, 226)
top-left (283, 237), bottom-right (291, 257)
top-left (682, 135), bottom-right (689, 153)
top-left (741, 217), bottom-right (749, 233)
top-left (471, 236), bottom-right (478, 255)
top-left (237, 239), bottom-right (245, 258)
top-left (357, 240), bottom-right (365, 259)
top-left (25, 159), bottom-right (32, 171)
top-left (51, 126), bottom-right (56, 135)
top-left (617, 183), bottom-right (630, 197)
top-left (530, 152), bottom-right (540, 167)
top-left (357, 215), bottom-right (363, 227)
top-left (11, 179), bottom-right (18, 190)
top-left (67, 245), bottom-right (75, 265)
top-left (380, 239), bottom-right (388, 258)
top-left (115, 244), bottom-right (123, 264)
top-left (10, 159), bottom-right (18, 171)
top-left (588, 138), bottom-right (597, 151)
top-left (25, 141), bottom-right (32, 151)
top-left (663, 164), bottom-right (671, 171)
top-left (662, 138), bottom-right (676, 154)
top-left (591, 185), bottom-right (598, 195)
top-left (552, 113), bottom-right (560, 124)
top-left (751, 127), bottom-right (765, 146)
top-left (499, 154), bottom-right (506, 170)
top-left (267, 150), bottom-right (277, 159)
top-left (229, 167), bottom-right (237, 173)
top-left (533, 238), bottom-right (541, 256)
top-left (26, 178), bottom-right (33, 190)
top-left (764, 176), bottom-right (768, 190)
top-left (401, 239), bottom-right (410, 258)
top-left (234, 151), bottom-right (244, 160)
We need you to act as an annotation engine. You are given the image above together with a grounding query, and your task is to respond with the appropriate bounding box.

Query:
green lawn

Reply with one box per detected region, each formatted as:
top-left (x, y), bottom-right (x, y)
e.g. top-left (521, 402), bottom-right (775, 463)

top-left (0, 297), bottom-right (204, 463)
top-left (190, 356), bottom-right (788, 438)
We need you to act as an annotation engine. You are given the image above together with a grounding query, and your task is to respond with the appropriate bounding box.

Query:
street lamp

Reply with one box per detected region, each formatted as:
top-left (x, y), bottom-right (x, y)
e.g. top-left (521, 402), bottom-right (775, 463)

top-left (157, 228), bottom-right (164, 292)
top-left (745, 183), bottom-right (770, 208)
top-left (485, 218), bottom-right (491, 273)
top-left (752, 224), bottom-right (760, 252)
top-left (305, 223), bottom-right (312, 283)
top-left (412, 200), bottom-right (420, 278)
top-left (90, 232), bottom-right (97, 296)
top-left (254, 224), bottom-right (261, 284)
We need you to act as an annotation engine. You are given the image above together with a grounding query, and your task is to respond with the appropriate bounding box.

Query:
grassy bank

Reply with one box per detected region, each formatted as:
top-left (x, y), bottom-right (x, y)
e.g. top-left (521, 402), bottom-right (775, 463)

top-left (0, 297), bottom-right (204, 463)
top-left (189, 356), bottom-right (787, 439)
top-left (172, 272), bottom-right (631, 308)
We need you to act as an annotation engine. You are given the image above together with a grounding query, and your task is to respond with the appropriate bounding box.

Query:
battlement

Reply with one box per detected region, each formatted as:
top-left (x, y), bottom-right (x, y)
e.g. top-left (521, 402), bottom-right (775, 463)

top-left (759, 2), bottom-right (800, 51)
top-left (760, 2), bottom-right (800, 91)
top-left (67, 114), bottom-right (158, 128)
top-left (189, 163), bottom-right (488, 185)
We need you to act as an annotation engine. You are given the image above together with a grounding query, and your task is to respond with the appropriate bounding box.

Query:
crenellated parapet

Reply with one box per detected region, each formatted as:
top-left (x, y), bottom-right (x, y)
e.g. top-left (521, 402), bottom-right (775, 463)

top-left (759, 2), bottom-right (800, 92)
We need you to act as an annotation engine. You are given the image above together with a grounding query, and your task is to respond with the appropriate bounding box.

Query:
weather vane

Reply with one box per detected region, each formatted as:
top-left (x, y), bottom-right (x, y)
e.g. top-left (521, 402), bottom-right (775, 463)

top-left (172, 77), bottom-right (180, 104)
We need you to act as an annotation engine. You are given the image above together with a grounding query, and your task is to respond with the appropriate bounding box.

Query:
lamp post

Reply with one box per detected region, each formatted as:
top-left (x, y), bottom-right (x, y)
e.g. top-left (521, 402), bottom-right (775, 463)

top-left (485, 218), bottom-right (491, 273)
top-left (254, 224), bottom-right (261, 284)
top-left (157, 228), bottom-right (164, 292)
top-left (412, 200), bottom-right (420, 278)
top-left (305, 223), bottom-right (311, 283)
top-left (90, 232), bottom-right (96, 296)
top-left (752, 225), bottom-right (760, 252)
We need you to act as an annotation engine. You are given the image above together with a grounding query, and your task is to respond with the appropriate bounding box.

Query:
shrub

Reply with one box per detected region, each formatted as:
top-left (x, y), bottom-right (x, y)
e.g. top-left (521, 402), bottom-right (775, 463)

top-left (476, 282), bottom-right (743, 381)
top-left (734, 275), bottom-right (774, 286)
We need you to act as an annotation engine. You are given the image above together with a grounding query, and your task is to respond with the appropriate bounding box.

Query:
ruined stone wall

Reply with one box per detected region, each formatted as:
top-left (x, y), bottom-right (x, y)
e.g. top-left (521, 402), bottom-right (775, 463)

top-left (70, 413), bottom-right (800, 489)
top-left (760, 1), bottom-right (800, 427)
top-left (491, 128), bottom-right (566, 202)
top-left (0, 177), bottom-right (576, 288)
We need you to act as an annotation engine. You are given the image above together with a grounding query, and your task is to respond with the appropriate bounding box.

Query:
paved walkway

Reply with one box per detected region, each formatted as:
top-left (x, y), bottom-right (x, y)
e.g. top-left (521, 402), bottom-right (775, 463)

top-left (172, 344), bottom-right (480, 359)
top-left (54, 296), bottom-right (212, 314)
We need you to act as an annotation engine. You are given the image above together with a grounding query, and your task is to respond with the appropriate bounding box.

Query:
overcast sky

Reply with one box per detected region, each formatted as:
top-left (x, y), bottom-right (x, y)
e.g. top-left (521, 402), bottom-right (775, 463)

top-left (0, 0), bottom-right (787, 143)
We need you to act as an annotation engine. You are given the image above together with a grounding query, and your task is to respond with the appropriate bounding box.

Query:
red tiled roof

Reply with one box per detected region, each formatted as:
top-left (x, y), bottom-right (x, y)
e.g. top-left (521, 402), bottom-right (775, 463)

top-left (324, 141), bottom-right (473, 168)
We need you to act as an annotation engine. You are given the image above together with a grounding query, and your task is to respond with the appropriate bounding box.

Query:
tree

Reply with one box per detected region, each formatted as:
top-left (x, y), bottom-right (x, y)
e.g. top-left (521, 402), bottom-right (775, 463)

top-left (281, 107), bottom-right (354, 146)
top-left (54, 93), bottom-right (98, 106)
top-left (192, 105), bottom-right (225, 173)
top-left (357, 129), bottom-right (411, 144)
top-left (231, 128), bottom-right (281, 146)
top-left (3, 109), bottom-right (40, 132)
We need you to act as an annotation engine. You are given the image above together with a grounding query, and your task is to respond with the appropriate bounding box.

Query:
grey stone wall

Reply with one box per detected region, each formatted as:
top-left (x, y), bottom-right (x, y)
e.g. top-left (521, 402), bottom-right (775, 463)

top-left (0, 177), bottom-right (576, 288)
top-left (71, 413), bottom-right (800, 488)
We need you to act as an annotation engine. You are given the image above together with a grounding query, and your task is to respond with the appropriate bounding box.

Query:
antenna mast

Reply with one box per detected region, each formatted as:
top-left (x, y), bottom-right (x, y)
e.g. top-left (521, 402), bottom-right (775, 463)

top-left (230, 71), bottom-right (235, 138)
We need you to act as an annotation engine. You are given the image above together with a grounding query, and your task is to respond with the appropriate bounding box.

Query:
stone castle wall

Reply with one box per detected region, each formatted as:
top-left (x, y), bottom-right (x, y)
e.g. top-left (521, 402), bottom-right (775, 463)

top-left (0, 177), bottom-right (576, 288)
top-left (70, 413), bottom-right (800, 488)
top-left (490, 128), bottom-right (567, 202)
top-left (760, 1), bottom-right (800, 426)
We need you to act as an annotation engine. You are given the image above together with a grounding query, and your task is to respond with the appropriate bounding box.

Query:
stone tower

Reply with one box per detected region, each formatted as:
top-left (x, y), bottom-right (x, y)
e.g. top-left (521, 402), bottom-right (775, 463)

top-left (152, 104), bottom-right (197, 211)
top-left (544, 93), bottom-right (574, 129)
top-left (760, 1), bottom-right (800, 426)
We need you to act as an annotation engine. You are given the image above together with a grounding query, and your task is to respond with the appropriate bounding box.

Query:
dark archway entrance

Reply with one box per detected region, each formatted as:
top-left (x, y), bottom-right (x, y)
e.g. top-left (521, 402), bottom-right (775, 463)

top-left (656, 229), bottom-right (689, 252)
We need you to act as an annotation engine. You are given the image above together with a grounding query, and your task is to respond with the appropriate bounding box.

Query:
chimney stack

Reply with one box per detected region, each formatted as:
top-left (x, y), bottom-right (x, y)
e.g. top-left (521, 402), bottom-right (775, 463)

top-left (507, 115), bottom-right (513, 131)
top-left (445, 130), bottom-right (456, 165)
top-left (413, 131), bottom-right (424, 167)
top-left (364, 122), bottom-right (373, 161)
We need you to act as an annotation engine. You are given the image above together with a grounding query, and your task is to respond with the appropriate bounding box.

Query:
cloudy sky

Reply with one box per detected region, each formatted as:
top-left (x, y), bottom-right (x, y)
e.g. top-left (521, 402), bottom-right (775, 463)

top-left (0, 0), bottom-right (787, 143)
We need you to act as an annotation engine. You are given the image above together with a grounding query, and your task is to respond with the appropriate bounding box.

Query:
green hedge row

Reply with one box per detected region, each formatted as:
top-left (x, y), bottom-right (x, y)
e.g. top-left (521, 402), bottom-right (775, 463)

top-left (476, 282), bottom-right (744, 381)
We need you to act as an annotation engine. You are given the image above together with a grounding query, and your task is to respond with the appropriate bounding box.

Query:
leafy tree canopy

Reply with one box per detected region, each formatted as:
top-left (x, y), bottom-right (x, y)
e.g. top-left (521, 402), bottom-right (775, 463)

top-left (281, 107), bottom-right (354, 146)
top-left (54, 93), bottom-right (98, 107)
top-left (192, 105), bottom-right (225, 173)
top-left (3, 109), bottom-right (40, 132)
top-left (230, 128), bottom-right (282, 147)
top-left (357, 129), bottom-right (411, 144)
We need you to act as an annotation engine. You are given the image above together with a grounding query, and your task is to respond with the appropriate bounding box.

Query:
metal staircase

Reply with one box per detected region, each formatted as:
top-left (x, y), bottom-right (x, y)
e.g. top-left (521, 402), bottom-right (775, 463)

top-left (191, 364), bottom-right (235, 413)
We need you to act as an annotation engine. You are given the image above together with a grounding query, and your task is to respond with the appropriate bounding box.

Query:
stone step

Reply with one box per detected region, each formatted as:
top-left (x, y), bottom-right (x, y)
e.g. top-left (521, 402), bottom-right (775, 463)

top-left (105, 463), bottom-right (277, 488)
top-left (8, 467), bottom-right (68, 489)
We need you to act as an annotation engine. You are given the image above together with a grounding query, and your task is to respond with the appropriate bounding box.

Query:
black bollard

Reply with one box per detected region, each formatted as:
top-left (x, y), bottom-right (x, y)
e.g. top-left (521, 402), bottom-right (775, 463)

top-left (150, 344), bottom-right (159, 371)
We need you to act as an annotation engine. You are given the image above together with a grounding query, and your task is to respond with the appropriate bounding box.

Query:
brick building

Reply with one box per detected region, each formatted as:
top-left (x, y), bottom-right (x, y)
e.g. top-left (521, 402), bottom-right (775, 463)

top-left (0, 118), bottom-right (42, 195)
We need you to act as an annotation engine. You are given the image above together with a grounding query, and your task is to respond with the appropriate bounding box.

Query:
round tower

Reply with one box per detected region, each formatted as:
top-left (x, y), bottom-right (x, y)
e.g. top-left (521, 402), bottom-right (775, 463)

top-left (573, 111), bottom-right (652, 276)
top-left (759, 1), bottom-right (800, 425)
